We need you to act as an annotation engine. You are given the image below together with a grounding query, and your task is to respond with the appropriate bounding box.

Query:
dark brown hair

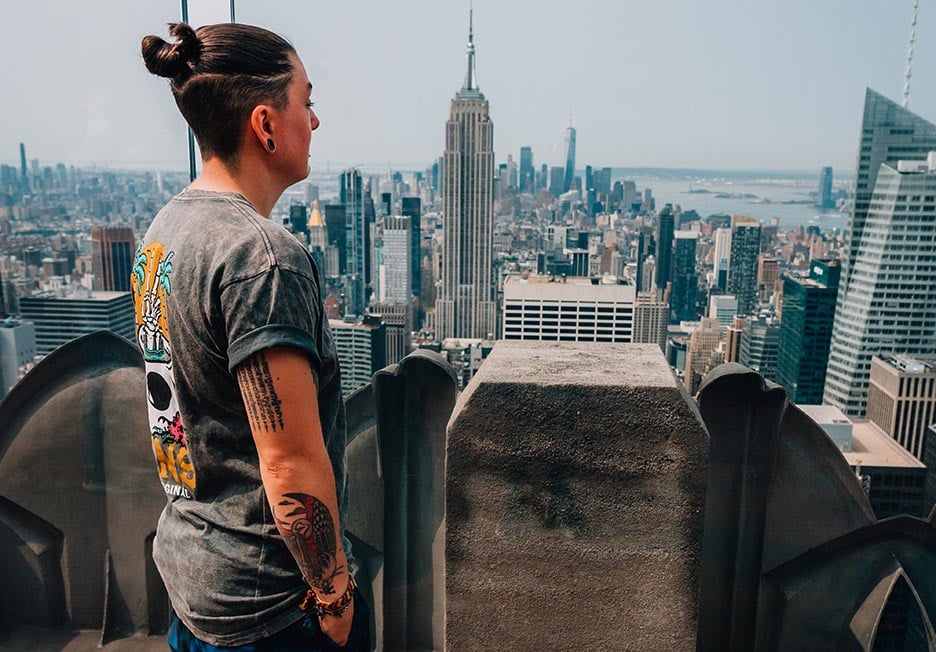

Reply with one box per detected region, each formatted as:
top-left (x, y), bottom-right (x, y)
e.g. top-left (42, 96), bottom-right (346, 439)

top-left (142, 23), bottom-right (295, 165)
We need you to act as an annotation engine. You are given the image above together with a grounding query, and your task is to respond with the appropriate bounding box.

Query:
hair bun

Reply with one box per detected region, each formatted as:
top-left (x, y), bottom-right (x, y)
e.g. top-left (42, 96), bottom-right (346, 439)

top-left (141, 22), bottom-right (201, 81)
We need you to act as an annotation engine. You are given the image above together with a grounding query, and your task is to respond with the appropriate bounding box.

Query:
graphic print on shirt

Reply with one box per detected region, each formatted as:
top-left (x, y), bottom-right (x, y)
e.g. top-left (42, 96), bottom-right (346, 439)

top-left (132, 242), bottom-right (196, 499)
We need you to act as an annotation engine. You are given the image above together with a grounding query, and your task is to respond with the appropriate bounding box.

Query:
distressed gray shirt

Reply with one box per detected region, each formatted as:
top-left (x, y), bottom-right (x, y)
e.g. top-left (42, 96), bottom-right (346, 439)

top-left (132, 188), bottom-right (348, 646)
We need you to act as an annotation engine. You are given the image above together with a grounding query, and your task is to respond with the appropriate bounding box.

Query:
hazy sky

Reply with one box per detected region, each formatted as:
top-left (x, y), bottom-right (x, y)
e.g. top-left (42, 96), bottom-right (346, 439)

top-left (1, 1), bottom-right (933, 172)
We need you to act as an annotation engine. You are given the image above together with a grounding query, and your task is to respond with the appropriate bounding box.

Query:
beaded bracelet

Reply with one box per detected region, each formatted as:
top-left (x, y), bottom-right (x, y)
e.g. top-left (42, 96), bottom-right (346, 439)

top-left (299, 575), bottom-right (356, 618)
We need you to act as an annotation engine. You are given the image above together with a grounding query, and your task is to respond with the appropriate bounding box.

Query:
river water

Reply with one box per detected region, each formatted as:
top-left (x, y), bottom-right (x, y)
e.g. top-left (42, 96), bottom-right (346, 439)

top-left (618, 173), bottom-right (850, 231)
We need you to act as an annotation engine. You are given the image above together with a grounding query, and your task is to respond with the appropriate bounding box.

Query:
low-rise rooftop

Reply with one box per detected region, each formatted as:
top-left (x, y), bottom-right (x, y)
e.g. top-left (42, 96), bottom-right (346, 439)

top-left (846, 420), bottom-right (926, 469)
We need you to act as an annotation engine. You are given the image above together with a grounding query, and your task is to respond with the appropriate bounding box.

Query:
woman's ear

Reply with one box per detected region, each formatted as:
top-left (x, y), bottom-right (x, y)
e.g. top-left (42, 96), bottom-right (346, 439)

top-left (249, 105), bottom-right (275, 151)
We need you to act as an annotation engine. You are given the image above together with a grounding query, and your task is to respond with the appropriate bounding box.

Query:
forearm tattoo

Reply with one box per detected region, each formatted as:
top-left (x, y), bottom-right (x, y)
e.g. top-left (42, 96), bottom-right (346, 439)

top-left (277, 492), bottom-right (343, 594)
top-left (237, 353), bottom-right (284, 432)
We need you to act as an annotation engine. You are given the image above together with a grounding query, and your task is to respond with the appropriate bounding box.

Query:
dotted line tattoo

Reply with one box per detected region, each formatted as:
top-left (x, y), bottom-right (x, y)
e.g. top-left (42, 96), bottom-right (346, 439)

top-left (238, 352), bottom-right (284, 432)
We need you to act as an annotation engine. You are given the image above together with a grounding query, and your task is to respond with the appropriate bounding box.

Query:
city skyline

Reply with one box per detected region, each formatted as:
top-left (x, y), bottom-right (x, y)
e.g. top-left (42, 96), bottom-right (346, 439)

top-left (2, 1), bottom-right (934, 171)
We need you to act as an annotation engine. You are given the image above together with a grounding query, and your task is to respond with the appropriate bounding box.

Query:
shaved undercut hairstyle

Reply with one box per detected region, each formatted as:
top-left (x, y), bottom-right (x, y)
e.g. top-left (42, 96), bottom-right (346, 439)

top-left (142, 23), bottom-right (295, 166)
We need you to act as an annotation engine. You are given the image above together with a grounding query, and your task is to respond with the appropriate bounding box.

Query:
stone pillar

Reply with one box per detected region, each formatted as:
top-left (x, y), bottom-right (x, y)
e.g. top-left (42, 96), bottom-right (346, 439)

top-left (345, 349), bottom-right (457, 652)
top-left (445, 342), bottom-right (707, 650)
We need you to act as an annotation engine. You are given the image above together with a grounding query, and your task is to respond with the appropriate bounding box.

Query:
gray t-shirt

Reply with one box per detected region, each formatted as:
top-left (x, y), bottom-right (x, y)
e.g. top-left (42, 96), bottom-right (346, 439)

top-left (132, 188), bottom-right (348, 646)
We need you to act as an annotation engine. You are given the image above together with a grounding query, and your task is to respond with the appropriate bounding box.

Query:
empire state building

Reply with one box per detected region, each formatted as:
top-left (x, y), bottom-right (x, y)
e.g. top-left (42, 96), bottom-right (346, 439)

top-left (435, 12), bottom-right (496, 341)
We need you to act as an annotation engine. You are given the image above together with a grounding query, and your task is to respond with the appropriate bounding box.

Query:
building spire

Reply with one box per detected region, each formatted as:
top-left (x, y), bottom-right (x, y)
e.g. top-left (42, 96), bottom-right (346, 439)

top-left (461, 4), bottom-right (479, 92)
top-left (903, 0), bottom-right (920, 108)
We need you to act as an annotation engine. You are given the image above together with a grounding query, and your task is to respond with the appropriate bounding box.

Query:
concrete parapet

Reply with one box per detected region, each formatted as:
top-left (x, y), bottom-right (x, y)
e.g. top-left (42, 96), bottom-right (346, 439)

top-left (0, 331), bottom-right (167, 646)
top-left (696, 363), bottom-right (936, 650)
top-left (345, 349), bottom-right (457, 652)
top-left (445, 342), bottom-right (708, 650)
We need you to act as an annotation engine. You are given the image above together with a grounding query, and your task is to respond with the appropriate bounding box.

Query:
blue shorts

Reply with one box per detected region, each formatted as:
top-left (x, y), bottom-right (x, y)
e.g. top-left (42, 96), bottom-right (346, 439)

top-left (168, 589), bottom-right (372, 651)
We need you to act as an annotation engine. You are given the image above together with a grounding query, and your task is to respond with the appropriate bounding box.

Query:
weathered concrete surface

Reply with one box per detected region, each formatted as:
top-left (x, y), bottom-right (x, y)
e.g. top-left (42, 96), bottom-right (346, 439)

top-left (373, 350), bottom-right (457, 652)
top-left (0, 627), bottom-right (167, 651)
top-left (445, 342), bottom-right (708, 651)
top-left (344, 349), bottom-right (457, 652)
top-left (696, 363), bottom-right (936, 651)
top-left (0, 332), bottom-right (167, 645)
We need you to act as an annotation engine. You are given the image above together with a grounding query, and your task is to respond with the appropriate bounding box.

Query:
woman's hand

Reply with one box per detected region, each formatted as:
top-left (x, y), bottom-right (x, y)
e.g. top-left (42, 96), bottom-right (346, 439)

top-left (319, 597), bottom-right (355, 646)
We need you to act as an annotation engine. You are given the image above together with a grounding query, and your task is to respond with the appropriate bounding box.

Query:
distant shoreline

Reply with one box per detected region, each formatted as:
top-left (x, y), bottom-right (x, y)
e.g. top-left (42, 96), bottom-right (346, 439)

top-left (0, 160), bottom-right (857, 182)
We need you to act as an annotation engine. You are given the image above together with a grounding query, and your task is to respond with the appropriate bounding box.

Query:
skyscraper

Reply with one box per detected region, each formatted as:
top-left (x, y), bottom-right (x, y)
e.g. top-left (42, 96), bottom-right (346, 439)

top-left (563, 123), bottom-right (576, 193)
top-left (91, 226), bottom-right (134, 292)
top-left (825, 155), bottom-right (936, 416)
top-left (401, 197), bottom-right (422, 300)
top-left (727, 215), bottom-right (761, 316)
top-left (739, 317), bottom-right (780, 382)
top-left (369, 302), bottom-right (412, 365)
top-left (776, 259), bottom-right (840, 405)
top-left (655, 205), bottom-right (675, 290)
top-left (725, 316), bottom-right (744, 363)
top-left (323, 204), bottom-right (347, 274)
top-left (289, 204), bottom-right (308, 243)
top-left (757, 255), bottom-right (781, 303)
top-left (505, 154), bottom-right (518, 190)
top-left (549, 167), bottom-right (565, 198)
top-left (308, 200), bottom-right (328, 277)
top-left (436, 11), bottom-right (496, 340)
top-left (19, 143), bottom-right (27, 187)
top-left (818, 167), bottom-right (834, 210)
top-left (597, 167), bottom-right (612, 196)
top-left (380, 216), bottom-right (412, 304)
top-left (685, 317), bottom-right (721, 394)
top-left (708, 294), bottom-right (739, 329)
top-left (635, 225), bottom-right (654, 293)
top-left (329, 315), bottom-right (387, 396)
top-left (844, 89), bottom-right (936, 293)
top-left (519, 146), bottom-right (533, 193)
top-left (622, 180), bottom-right (638, 210)
top-left (669, 232), bottom-right (698, 323)
top-left (633, 291), bottom-right (668, 351)
top-left (341, 169), bottom-right (367, 315)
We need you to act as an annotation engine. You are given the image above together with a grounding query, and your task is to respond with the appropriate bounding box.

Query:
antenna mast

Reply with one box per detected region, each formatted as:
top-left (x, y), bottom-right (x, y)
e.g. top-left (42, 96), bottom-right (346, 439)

top-left (903, 0), bottom-right (920, 108)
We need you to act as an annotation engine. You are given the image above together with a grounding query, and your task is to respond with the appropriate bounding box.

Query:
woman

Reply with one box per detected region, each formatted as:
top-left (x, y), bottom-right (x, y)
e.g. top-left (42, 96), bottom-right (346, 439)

top-left (138, 22), bottom-right (369, 651)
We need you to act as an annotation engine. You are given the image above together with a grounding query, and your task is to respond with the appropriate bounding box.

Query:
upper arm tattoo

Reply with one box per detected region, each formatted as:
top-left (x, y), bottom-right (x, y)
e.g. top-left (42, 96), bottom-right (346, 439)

top-left (276, 492), bottom-right (343, 594)
top-left (237, 352), bottom-right (284, 432)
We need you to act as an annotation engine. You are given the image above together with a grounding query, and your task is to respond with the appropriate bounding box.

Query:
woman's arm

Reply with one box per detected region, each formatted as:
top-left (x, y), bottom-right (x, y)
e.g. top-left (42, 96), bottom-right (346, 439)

top-left (236, 346), bottom-right (354, 645)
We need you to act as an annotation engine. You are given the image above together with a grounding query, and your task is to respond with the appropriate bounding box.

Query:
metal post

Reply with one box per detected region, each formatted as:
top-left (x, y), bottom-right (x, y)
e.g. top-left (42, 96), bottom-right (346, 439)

top-left (180, 0), bottom-right (237, 182)
top-left (181, 0), bottom-right (197, 183)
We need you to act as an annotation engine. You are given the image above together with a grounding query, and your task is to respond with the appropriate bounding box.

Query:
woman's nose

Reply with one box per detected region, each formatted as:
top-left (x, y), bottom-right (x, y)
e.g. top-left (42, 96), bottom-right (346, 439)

top-left (310, 110), bottom-right (320, 131)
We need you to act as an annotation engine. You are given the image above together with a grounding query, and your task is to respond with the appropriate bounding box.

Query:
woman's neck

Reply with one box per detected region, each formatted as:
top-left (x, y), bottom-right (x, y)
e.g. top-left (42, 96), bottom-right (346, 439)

top-left (189, 157), bottom-right (282, 217)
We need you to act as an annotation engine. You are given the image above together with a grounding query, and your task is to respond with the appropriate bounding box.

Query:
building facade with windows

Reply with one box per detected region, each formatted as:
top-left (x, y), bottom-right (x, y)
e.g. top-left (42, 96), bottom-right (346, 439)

top-left (20, 289), bottom-right (134, 356)
top-left (669, 231), bottom-right (698, 324)
top-left (329, 315), bottom-right (387, 396)
top-left (739, 317), bottom-right (780, 383)
top-left (435, 16), bottom-right (496, 341)
top-left (502, 275), bottom-right (634, 343)
top-left (91, 226), bottom-right (134, 293)
top-left (0, 318), bottom-right (35, 396)
top-left (776, 259), bottom-right (840, 405)
top-left (633, 292), bottom-right (668, 351)
top-left (825, 157), bottom-right (936, 416)
top-left (727, 215), bottom-right (761, 316)
top-left (866, 353), bottom-right (936, 460)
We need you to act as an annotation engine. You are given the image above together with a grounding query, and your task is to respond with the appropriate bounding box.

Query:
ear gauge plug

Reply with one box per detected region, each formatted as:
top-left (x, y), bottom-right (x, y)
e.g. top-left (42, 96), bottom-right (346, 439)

top-left (267, 139), bottom-right (276, 152)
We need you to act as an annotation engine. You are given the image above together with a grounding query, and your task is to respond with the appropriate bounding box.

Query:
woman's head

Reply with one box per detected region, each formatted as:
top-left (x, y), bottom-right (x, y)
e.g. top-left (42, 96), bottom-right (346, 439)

top-left (142, 23), bottom-right (316, 174)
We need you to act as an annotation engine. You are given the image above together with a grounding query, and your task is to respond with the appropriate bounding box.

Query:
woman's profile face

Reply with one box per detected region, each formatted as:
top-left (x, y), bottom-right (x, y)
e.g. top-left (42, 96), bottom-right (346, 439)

top-left (275, 52), bottom-right (320, 184)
